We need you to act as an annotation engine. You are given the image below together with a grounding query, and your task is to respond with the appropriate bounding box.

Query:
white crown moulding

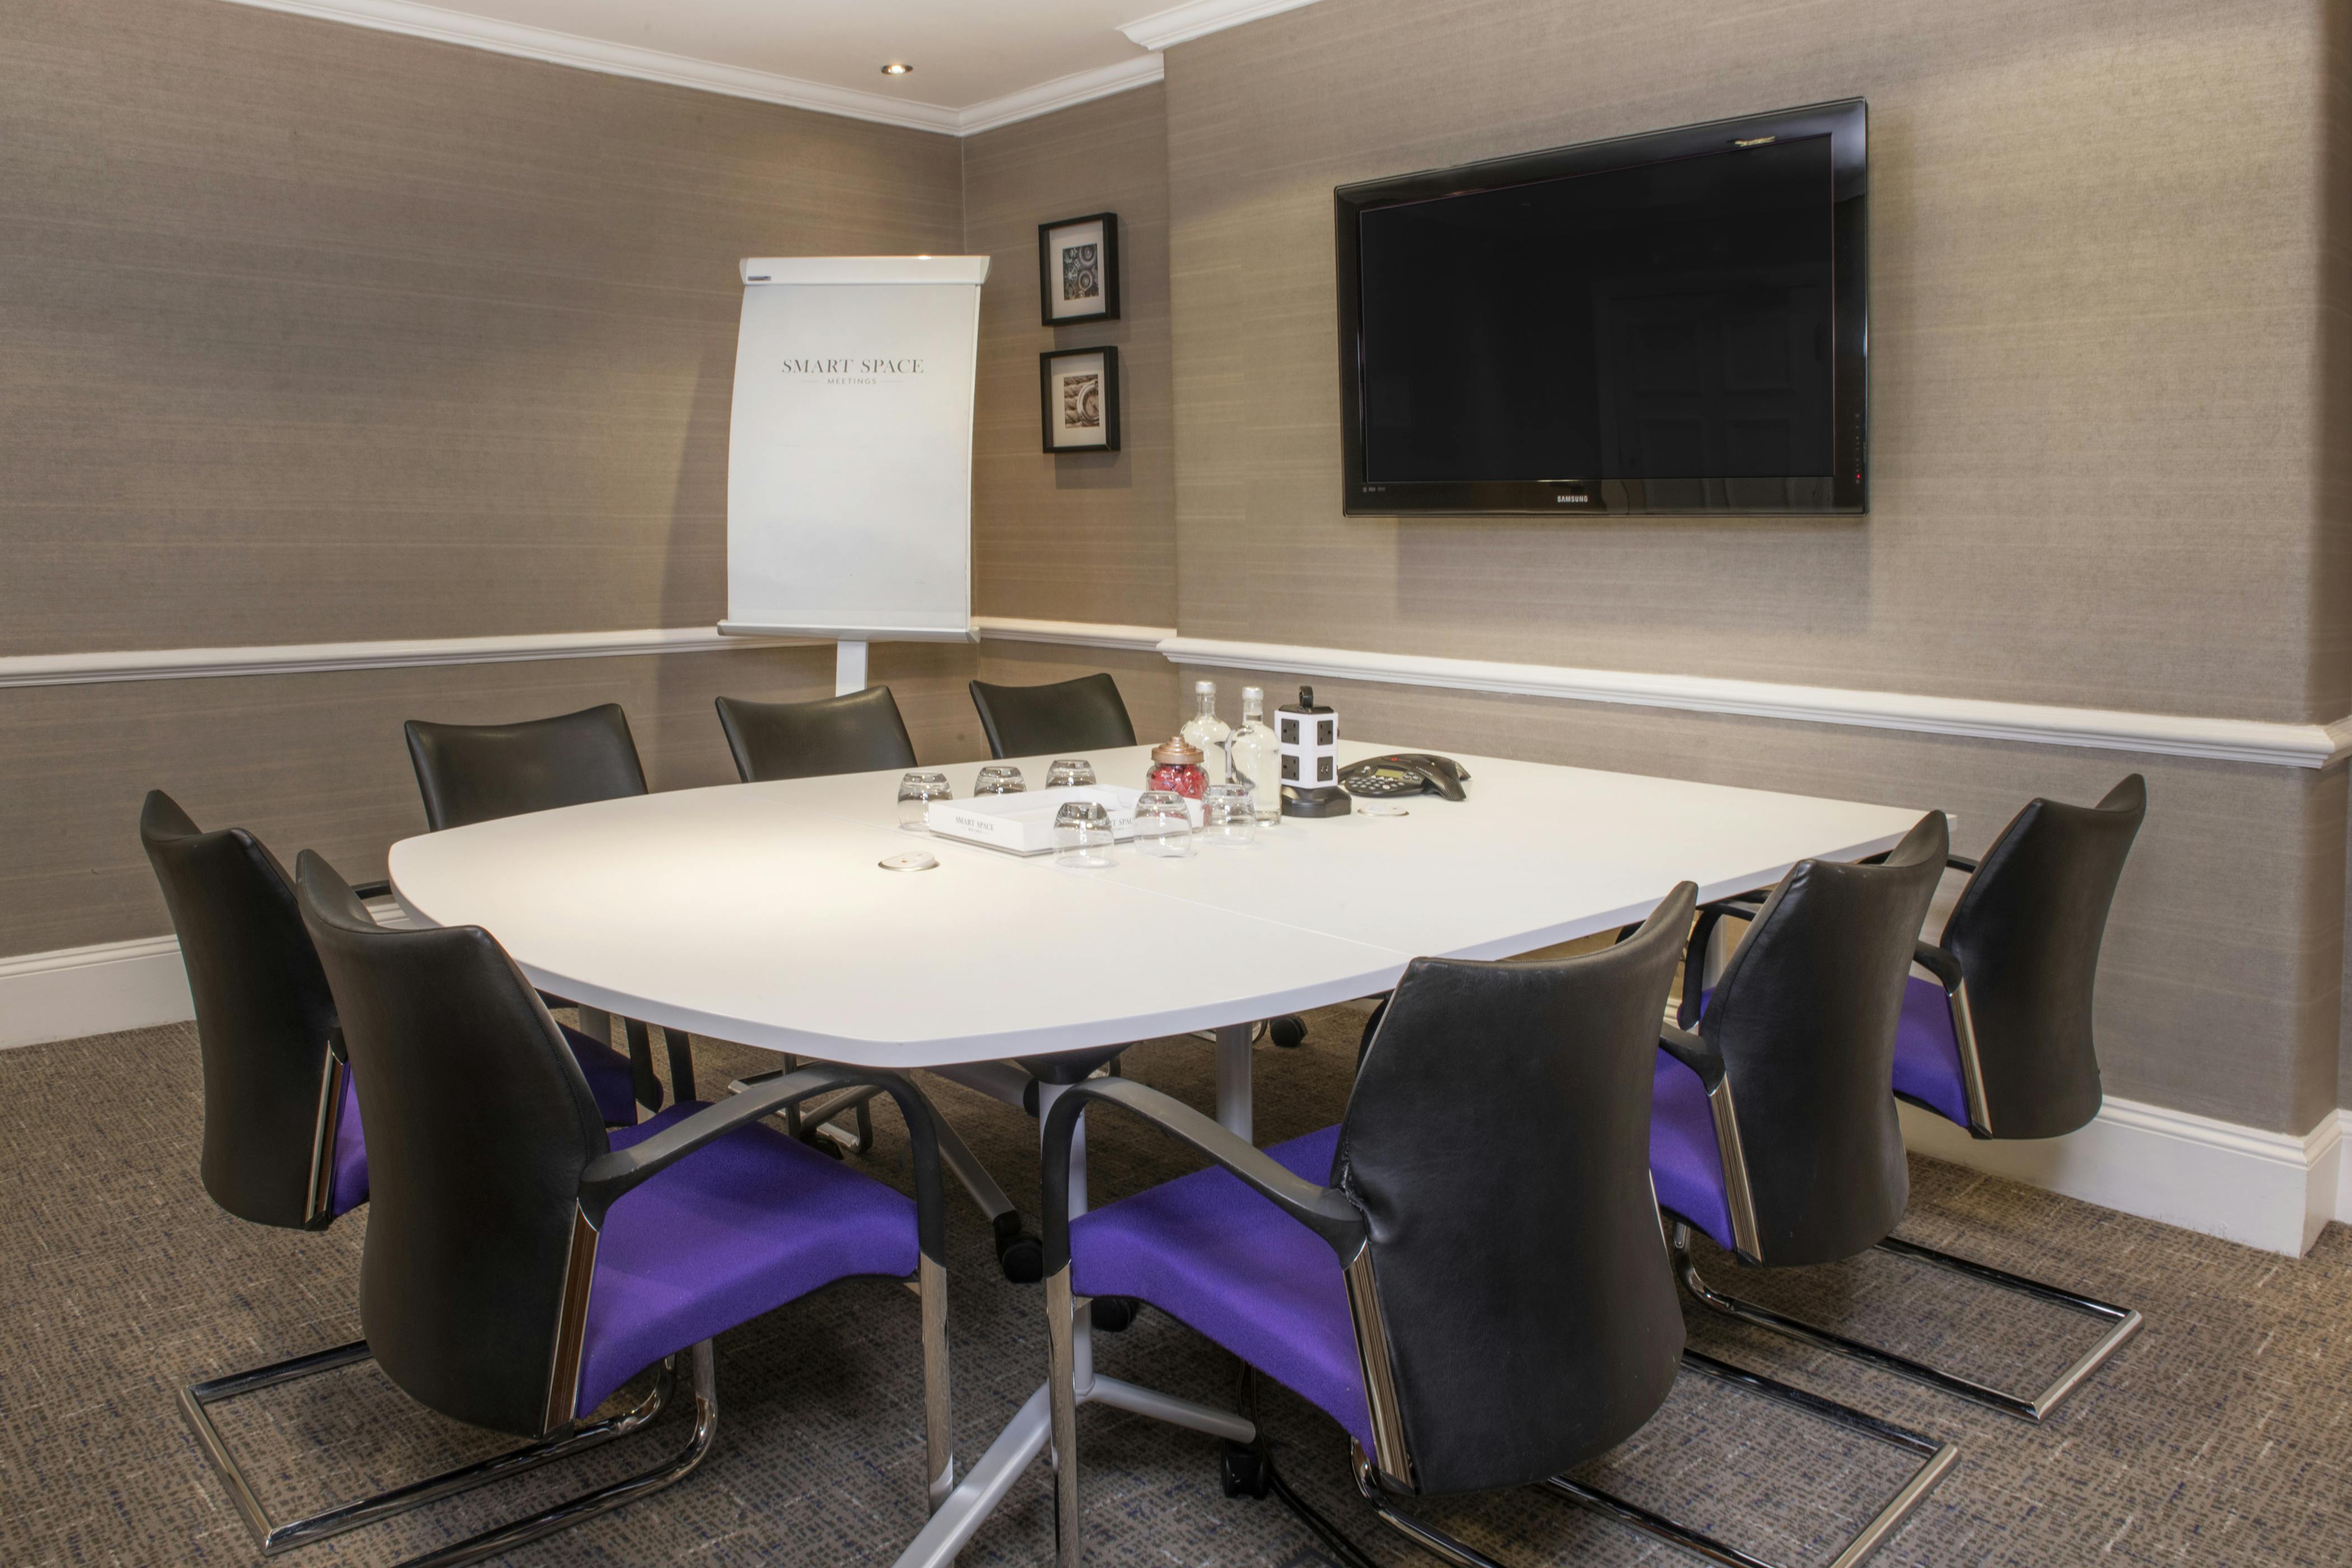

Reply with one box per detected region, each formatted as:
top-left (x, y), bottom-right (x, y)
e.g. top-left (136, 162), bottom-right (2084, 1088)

top-left (209, 0), bottom-right (1165, 135)
top-left (1118, 0), bottom-right (1330, 51)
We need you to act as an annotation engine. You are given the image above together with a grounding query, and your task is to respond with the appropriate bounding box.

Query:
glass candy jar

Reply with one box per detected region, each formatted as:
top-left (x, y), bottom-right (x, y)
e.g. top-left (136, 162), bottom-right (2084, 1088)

top-left (1145, 735), bottom-right (1208, 799)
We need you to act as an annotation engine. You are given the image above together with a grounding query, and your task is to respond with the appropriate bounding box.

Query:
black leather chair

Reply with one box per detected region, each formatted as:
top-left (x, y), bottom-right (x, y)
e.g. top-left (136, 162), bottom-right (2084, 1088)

top-left (1875, 774), bottom-right (2149, 1416)
top-left (715, 687), bottom-right (918, 783)
top-left (141, 789), bottom-right (362, 1233)
top-left (968, 673), bottom-right (1136, 759)
top-left (1900, 774), bottom-right (2146, 1142)
top-left (1039, 884), bottom-right (1956, 1568)
top-left (404, 703), bottom-right (649, 832)
top-left (263, 852), bottom-right (954, 1566)
top-left (1656, 805), bottom-right (2140, 1422)
top-left (403, 702), bottom-right (692, 1105)
top-left (142, 791), bottom-right (641, 1555)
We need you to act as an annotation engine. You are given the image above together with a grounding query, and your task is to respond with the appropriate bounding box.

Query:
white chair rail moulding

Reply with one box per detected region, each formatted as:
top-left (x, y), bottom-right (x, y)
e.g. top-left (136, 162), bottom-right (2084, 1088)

top-left (0, 627), bottom-right (815, 689)
top-left (1159, 636), bottom-right (2352, 770)
top-left (6, 623), bottom-right (2348, 771)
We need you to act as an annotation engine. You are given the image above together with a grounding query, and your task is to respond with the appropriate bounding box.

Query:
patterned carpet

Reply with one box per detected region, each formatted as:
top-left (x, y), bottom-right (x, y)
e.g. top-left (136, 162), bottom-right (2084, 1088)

top-left (2, 1010), bottom-right (2346, 1567)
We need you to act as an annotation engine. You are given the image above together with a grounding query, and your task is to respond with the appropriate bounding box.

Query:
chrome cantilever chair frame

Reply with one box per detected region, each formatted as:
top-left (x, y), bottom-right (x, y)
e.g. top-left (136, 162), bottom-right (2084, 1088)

top-left (1040, 893), bottom-right (1958, 1568)
top-left (1356, 1353), bottom-right (1954, 1568)
top-left (178, 1343), bottom-right (713, 1563)
top-left (1676, 888), bottom-right (2142, 1422)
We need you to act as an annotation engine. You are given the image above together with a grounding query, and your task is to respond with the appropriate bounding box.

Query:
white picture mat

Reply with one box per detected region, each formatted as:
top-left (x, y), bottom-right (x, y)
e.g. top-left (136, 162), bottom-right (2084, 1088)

top-left (724, 264), bottom-right (986, 642)
top-left (1048, 351), bottom-right (1109, 448)
top-left (1047, 218), bottom-right (1108, 320)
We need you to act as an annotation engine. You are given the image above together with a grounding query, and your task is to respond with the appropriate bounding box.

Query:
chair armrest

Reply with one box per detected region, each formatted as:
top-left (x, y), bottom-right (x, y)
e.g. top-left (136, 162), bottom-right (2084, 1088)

top-left (580, 1064), bottom-right (949, 1264)
top-left (1039, 1077), bottom-right (1366, 1275)
top-left (350, 880), bottom-right (393, 901)
top-left (1658, 1024), bottom-right (1725, 1094)
top-left (1675, 899), bottom-right (1760, 1028)
top-left (1912, 940), bottom-right (1963, 991)
top-left (1945, 854), bottom-right (1979, 875)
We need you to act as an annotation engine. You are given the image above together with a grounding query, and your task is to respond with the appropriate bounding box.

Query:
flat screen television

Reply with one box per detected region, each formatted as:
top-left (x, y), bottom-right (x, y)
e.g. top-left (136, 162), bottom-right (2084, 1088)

top-left (1336, 99), bottom-right (1867, 516)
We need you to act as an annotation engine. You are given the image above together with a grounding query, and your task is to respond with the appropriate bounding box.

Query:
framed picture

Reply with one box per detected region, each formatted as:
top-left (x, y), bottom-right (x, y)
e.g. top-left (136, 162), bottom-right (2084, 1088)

top-left (1038, 212), bottom-right (1120, 325)
top-left (1040, 346), bottom-right (1120, 453)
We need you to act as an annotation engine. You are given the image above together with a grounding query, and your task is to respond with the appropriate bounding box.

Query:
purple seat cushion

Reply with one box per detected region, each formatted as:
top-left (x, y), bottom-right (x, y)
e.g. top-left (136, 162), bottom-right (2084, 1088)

top-left (1893, 976), bottom-right (1971, 1127)
top-left (561, 1023), bottom-right (643, 1127)
top-left (328, 1072), bottom-right (368, 1217)
top-left (1069, 1124), bottom-right (1372, 1453)
top-left (575, 1103), bottom-right (919, 1414)
top-left (1649, 1051), bottom-right (1736, 1252)
top-left (325, 1023), bottom-right (640, 1219)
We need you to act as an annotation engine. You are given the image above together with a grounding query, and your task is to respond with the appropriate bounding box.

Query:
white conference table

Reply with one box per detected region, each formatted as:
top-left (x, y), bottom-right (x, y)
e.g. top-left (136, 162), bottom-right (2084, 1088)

top-left (388, 738), bottom-right (1928, 1565)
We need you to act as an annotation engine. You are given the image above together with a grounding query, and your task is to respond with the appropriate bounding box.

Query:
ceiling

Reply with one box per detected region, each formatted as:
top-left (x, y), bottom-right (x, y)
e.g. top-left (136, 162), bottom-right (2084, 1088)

top-left (225, 0), bottom-right (1326, 133)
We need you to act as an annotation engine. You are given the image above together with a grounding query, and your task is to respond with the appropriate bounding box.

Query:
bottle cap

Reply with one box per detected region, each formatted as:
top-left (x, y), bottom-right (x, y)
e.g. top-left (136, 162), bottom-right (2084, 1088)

top-left (1194, 679), bottom-right (1215, 694)
top-left (1151, 735), bottom-right (1205, 766)
top-left (1242, 685), bottom-right (1263, 702)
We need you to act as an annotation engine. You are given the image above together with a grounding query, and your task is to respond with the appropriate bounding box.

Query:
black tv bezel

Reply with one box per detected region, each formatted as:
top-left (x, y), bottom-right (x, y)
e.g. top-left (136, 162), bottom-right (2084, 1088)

top-left (1334, 98), bottom-right (1868, 517)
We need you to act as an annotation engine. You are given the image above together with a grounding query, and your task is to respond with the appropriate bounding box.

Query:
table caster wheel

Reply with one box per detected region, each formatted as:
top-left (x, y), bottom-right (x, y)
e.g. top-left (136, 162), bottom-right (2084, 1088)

top-left (1268, 1015), bottom-right (1308, 1048)
top-left (1220, 1440), bottom-right (1270, 1499)
top-left (994, 1213), bottom-right (1044, 1284)
top-left (1090, 1296), bottom-right (1144, 1332)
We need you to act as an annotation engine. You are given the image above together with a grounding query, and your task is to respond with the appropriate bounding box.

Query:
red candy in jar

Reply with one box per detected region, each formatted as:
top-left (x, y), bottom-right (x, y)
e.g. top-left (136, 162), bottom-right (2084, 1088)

top-left (1146, 736), bottom-right (1208, 799)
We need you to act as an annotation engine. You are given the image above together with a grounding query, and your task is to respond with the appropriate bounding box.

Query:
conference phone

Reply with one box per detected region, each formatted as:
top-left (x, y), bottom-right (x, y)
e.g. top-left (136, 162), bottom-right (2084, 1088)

top-left (1336, 753), bottom-right (1471, 801)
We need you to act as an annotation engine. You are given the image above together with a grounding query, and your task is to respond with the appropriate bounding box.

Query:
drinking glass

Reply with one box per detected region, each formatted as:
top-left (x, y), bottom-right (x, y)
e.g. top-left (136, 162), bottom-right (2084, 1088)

top-left (1054, 800), bottom-right (1116, 869)
top-left (1132, 790), bottom-right (1195, 859)
top-left (974, 764), bottom-right (1026, 796)
top-left (1200, 783), bottom-right (1256, 848)
top-left (1046, 759), bottom-right (1097, 788)
top-left (896, 771), bottom-right (951, 832)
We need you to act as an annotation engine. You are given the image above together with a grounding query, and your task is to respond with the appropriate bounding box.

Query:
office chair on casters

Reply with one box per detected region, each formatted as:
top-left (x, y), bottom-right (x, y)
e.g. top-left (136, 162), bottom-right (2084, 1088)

top-left (715, 687), bottom-right (918, 783)
top-left (403, 703), bottom-right (695, 1108)
top-left (1674, 782), bottom-right (2147, 1423)
top-left (1039, 883), bottom-right (1956, 1568)
top-left (967, 672), bottom-right (1135, 759)
top-left (235, 852), bottom-right (956, 1567)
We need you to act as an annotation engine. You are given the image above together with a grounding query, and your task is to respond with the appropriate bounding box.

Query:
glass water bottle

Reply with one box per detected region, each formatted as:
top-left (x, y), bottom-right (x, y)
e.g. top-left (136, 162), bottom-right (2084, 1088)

top-left (1225, 686), bottom-right (1280, 825)
top-left (1179, 679), bottom-right (1231, 775)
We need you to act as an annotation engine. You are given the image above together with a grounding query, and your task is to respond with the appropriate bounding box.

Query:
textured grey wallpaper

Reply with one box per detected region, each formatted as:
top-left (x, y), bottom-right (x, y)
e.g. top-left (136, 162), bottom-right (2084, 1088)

top-left (1164, 0), bottom-right (2334, 724)
top-left (964, 85), bottom-right (1177, 630)
top-left (0, 0), bottom-right (963, 657)
top-left (6, 0), bottom-right (2344, 1130)
top-left (1156, 0), bottom-right (2346, 1129)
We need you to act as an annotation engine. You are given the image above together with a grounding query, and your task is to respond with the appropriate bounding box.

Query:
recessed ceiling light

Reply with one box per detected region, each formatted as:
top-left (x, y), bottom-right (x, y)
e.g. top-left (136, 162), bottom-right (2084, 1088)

top-left (880, 62), bottom-right (913, 76)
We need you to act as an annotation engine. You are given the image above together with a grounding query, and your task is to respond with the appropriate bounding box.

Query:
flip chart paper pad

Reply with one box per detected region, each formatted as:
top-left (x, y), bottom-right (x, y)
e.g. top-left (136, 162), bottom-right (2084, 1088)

top-left (721, 256), bottom-right (989, 643)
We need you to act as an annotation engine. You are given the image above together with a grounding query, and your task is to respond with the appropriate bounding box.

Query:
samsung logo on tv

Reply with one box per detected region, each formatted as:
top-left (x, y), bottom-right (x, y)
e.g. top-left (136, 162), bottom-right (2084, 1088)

top-left (1555, 494), bottom-right (1589, 503)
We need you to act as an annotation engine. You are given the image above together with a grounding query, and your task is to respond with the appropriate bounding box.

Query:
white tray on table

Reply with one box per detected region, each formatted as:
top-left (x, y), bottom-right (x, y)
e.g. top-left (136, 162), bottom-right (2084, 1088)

top-left (925, 786), bottom-right (1202, 856)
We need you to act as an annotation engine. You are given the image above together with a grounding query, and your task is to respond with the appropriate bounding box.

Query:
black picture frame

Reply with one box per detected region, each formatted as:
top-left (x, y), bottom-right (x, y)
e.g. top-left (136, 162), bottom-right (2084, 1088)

top-left (1038, 212), bottom-right (1121, 326)
top-left (1040, 346), bottom-right (1121, 453)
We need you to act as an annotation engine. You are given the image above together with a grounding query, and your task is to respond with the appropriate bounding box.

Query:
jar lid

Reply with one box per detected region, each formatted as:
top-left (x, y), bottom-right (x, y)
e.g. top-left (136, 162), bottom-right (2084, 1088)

top-left (1151, 735), bottom-right (1205, 766)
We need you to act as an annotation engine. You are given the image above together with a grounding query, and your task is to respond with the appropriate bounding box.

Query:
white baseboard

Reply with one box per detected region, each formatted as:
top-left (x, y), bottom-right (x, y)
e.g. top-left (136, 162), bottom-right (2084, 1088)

top-left (0, 936), bottom-right (194, 1050)
top-left (3, 926), bottom-right (2343, 1255)
top-left (0, 900), bottom-right (410, 1053)
top-left (1900, 1097), bottom-right (2342, 1257)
